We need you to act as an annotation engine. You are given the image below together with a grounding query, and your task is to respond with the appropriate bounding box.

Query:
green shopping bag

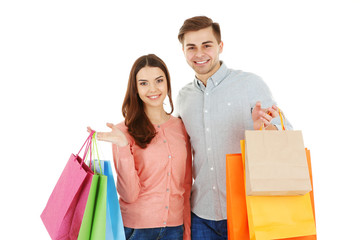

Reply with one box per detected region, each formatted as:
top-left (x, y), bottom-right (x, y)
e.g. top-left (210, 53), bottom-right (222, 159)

top-left (78, 134), bottom-right (107, 240)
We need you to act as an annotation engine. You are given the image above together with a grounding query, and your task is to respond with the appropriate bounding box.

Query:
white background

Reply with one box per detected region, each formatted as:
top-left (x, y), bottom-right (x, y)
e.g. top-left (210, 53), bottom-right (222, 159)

top-left (1, 0), bottom-right (359, 239)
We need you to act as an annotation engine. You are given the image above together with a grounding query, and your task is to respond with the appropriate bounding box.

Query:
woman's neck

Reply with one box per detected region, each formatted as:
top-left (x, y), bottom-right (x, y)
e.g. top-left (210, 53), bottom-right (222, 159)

top-left (144, 106), bottom-right (170, 125)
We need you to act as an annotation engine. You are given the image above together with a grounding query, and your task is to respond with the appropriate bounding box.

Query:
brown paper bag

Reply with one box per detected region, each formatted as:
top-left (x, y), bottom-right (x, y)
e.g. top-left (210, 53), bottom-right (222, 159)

top-left (244, 130), bottom-right (312, 196)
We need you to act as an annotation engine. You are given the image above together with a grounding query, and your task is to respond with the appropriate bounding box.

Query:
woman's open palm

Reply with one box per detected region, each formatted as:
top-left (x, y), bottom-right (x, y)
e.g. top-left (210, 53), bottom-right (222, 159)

top-left (87, 123), bottom-right (128, 147)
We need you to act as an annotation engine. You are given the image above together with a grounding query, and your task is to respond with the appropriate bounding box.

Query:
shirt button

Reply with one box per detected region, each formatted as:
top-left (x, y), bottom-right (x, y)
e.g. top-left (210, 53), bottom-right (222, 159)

top-left (210, 167), bottom-right (214, 171)
top-left (204, 109), bottom-right (208, 113)
top-left (166, 188), bottom-right (170, 192)
top-left (213, 186), bottom-right (216, 190)
top-left (157, 125), bottom-right (160, 128)
top-left (165, 206), bottom-right (169, 209)
top-left (208, 147), bottom-right (211, 151)
top-left (206, 128), bottom-right (210, 132)
top-left (163, 140), bottom-right (167, 143)
top-left (205, 92), bottom-right (209, 96)
top-left (227, 102), bottom-right (231, 106)
top-left (167, 172), bottom-right (170, 176)
top-left (163, 221), bottom-right (166, 225)
top-left (168, 155), bottom-right (172, 159)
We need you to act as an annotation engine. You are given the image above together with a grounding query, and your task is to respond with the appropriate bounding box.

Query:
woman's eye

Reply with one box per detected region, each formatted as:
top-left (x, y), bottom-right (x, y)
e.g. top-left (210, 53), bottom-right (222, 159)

top-left (156, 79), bottom-right (164, 83)
top-left (139, 82), bottom-right (148, 86)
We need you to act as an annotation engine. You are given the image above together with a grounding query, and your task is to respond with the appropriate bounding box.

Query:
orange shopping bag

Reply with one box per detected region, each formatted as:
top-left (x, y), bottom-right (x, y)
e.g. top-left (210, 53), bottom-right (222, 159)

top-left (226, 153), bottom-right (249, 240)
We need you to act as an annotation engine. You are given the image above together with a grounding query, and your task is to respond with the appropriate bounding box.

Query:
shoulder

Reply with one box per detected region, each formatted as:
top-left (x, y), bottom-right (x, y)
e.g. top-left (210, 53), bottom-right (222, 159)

top-left (178, 81), bottom-right (196, 95)
top-left (167, 116), bottom-right (188, 135)
top-left (228, 68), bottom-right (262, 82)
top-left (226, 68), bottom-right (267, 88)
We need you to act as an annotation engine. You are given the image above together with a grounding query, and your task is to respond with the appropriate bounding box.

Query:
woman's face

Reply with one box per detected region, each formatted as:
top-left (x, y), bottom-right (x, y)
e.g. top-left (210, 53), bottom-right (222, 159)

top-left (136, 66), bottom-right (168, 110)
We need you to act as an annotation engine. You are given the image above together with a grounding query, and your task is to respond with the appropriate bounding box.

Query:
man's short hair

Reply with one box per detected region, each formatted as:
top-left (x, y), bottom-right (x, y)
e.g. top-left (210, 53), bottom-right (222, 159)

top-left (178, 16), bottom-right (221, 45)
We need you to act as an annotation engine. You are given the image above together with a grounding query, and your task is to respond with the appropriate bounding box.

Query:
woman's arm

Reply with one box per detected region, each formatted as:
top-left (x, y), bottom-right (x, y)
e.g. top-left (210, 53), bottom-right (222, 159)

top-left (88, 124), bottom-right (141, 203)
top-left (112, 143), bottom-right (141, 203)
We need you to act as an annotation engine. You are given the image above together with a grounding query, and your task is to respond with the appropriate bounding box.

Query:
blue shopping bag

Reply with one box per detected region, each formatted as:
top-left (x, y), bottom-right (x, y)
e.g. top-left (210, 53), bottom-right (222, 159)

top-left (104, 160), bottom-right (126, 240)
top-left (91, 159), bottom-right (126, 240)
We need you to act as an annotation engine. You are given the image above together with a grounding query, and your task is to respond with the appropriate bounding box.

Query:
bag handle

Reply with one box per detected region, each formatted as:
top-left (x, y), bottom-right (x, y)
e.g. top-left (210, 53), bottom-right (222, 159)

top-left (84, 132), bottom-right (103, 175)
top-left (259, 107), bottom-right (286, 130)
top-left (77, 131), bottom-right (95, 163)
top-left (92, 133), bottom-right (103, 175)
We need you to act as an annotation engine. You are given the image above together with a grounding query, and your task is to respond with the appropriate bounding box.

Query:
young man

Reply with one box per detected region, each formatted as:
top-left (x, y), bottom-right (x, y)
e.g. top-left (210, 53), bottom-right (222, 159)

top-left (176, 16), bottom-right (292, 239)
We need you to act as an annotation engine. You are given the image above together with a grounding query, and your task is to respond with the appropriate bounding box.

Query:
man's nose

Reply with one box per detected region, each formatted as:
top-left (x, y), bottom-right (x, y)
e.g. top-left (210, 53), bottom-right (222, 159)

top-left (195, 48), bottom-right (205, 58)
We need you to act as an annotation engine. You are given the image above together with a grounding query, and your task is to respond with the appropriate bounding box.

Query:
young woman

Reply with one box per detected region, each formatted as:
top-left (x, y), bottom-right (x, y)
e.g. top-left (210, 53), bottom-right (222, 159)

top-left (88, 54), bottom-right (191, 240)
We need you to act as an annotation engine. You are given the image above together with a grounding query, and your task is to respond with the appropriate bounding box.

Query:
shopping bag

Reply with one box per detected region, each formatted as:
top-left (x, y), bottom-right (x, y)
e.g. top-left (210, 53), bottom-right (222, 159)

top-left (78, 134), bottom-right (108, 240)
top-left (226, 153), bottom-right (250, 240)
top-left (103, 160), bottom-right (126, 240)
top-left (88, 159), bottom-right (126, 240)
top-left (41, 132), bottom-right (95, 240)
top-left (244, 112), bottom-right (311, 196)
top-left (77, 174), bottom-right (107, 240)
top-left (276, 149), bottom-right (317, 240)
top-left (89, 137), bottom-right (125, 239)
top-left (241, 140), bottom-right (317, 240)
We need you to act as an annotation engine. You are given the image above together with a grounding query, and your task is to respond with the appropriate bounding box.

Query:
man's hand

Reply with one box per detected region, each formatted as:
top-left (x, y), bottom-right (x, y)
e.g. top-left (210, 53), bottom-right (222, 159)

top-left (252, 101), bottom-right (279, 130)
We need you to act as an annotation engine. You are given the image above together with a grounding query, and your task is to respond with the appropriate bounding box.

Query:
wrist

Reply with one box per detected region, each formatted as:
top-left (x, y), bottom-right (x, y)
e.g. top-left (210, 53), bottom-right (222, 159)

top-left (116, 137), bottom-right (129, 147)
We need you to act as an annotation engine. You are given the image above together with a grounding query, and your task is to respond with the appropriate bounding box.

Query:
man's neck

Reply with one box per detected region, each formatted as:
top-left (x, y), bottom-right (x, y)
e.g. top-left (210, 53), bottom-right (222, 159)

top-left (195, 62), bottom-right (221, 86)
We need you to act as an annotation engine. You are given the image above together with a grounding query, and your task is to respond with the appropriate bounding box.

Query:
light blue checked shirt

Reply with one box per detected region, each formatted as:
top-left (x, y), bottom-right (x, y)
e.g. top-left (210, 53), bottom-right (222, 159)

top-left (175, 62), bottom-right (292, 220)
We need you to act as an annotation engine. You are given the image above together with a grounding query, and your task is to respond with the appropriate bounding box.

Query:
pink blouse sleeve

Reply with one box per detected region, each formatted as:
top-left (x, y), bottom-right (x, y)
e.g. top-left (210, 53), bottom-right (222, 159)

top-left (112, 126), bottom-right (141, 203)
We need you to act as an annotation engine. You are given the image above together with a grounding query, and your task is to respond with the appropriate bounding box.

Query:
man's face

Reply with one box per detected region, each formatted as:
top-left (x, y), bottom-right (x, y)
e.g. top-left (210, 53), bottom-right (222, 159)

top-left (182, 26), bottom-right (223, 80)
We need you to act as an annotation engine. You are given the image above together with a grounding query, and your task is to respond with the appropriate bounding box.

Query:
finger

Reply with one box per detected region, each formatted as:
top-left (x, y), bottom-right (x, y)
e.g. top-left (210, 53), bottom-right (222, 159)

top-left (96, 132), bottom-right (113, 143)
top-left (253, 101), bottom-right (262, 112)
top-left (106, 123), bottom-right (114, 129)
top-left (261, 110), bottom-right (272, 122)
top-left (260, 117), bottom-right (271, 126)
top-left (87, 126), bottom-right (93, 133)
top-left (267, 108), bottom-right (276, 117)
top-left (96, 132), bottom-right (105, 141)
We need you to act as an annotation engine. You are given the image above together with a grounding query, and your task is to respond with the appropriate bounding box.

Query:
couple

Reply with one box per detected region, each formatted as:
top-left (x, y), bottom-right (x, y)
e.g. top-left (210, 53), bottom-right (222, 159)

top-left (88, 16), bottom-right (290, 240)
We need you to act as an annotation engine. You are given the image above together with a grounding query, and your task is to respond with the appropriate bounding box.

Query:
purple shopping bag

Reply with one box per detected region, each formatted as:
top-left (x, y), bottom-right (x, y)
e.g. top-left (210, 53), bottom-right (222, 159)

top-left (41, 132), bottom-right (95, 240)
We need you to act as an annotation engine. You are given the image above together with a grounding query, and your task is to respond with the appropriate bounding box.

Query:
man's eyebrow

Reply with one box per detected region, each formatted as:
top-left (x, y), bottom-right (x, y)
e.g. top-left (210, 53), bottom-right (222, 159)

top-left (185, 41), bottom-right (213, 47)
top-left (185, 43), bottom-right (195, 47)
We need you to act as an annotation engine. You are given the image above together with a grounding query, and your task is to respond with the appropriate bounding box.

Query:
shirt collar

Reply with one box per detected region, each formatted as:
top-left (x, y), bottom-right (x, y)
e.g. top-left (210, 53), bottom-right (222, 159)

top-left (194, 61), bottom-right (229, 91)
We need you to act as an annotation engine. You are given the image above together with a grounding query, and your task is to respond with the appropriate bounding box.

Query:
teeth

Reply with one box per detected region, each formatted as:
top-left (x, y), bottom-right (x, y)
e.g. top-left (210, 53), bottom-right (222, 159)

top-left (196, 60), bottom-right (208, 64)
top-left (149, 95), bottom-right (159, 99)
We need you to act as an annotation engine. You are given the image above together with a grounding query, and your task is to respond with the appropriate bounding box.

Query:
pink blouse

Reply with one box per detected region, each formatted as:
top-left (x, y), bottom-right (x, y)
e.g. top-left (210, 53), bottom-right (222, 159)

top-left (112, 116), bottom-right (192, 240)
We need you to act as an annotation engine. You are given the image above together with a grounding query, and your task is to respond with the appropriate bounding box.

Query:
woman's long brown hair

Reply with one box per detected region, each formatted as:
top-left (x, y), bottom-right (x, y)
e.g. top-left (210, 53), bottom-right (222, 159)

top-left (122, 54), bottom-right (174, 148)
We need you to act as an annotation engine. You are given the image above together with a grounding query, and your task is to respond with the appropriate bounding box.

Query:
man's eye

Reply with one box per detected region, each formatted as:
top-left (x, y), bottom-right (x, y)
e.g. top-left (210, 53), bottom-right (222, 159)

top-left (205, 45), bottom-right (211, 48)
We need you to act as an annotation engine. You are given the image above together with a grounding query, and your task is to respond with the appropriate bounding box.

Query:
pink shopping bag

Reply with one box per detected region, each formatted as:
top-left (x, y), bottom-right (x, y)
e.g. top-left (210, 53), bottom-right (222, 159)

top-left (41, 132), bottom-right (95, 240)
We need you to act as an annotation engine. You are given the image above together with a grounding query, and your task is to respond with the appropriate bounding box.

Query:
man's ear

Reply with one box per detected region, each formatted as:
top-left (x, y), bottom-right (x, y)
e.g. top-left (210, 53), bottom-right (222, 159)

top-left (219, 41), bottom-right (224, 53)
